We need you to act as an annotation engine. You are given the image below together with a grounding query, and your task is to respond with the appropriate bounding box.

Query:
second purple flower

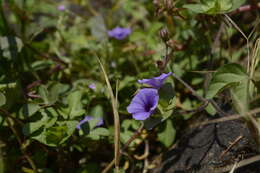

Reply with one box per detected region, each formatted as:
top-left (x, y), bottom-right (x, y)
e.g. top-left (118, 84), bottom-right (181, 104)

top-left (138, 72), bottom-right (172, 89)
top-left (76, 116), bottom-right (104, 130)
top-left (108, 27), bottom-right (131, 40)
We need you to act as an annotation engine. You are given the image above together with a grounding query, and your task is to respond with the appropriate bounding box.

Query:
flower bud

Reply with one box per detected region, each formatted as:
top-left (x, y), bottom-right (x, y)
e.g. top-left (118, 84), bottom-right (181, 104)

top-left (159, 28), bottom-right (169, 42)
top-left (163, 0), bottom-right (173, 10)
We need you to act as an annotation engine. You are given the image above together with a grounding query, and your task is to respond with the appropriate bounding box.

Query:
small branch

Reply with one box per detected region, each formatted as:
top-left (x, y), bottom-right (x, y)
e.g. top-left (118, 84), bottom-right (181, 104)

top-left (223, 14), bottom-right (250, 72)
top-left (211, 155), bottom-right (260, 173)
top-left (101, 123), bottom-right (144, 173)
top-left (142, 140), bottom-right (150, 173)
top-left (171, 72), bottom-right (206, 102)
top-left (191, 107), bottom-right (260, 128)
top-left (219, 135), bottom-right (243, 159)
top-left (134, 140), bottom-right (149, 160)
top-left (3, 115), bottom-right (37, 172)
top-left (122, 123), bottom-right (144, 151)
top-left (176, 101), bottom-right (209, 114)
top-left (171, 72), bottom-right (227, 117)
top-left (0, 108), bottom-right (23, 125)
top-left (230, 3), bottom-right (260, 15)
top-left (25, 43), bottom-right (67, 66)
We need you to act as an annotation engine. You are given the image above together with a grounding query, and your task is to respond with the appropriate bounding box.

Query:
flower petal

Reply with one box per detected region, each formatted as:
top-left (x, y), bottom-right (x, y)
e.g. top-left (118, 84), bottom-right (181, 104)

top-left (127, 88), bottom-right (159, 120)
top-left (138, 72), bottom-right (172, 89)
top-left (127, 102), bottom-right (146, 114)
top-left (76, 116), bottom-right (104, 130)
top-left (76, 116), bottom-right (93, 130)
top-left (132, 112), bottom-right (150, 120)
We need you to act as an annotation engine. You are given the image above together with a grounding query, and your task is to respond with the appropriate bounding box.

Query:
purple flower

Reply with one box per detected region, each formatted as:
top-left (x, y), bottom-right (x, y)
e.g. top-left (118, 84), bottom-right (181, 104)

top-left (88, 83), bottom-right (96, 91)
top-left (108, 27), bottom-right (131, 40)
top-left (76, 116), bottom-right (104, 130)
top-left (127, 88), bottom-right (159, 120)
top-left (138, 72), bottom-right (172, 89)
top-left (58, 5), bottom-right (66, 11)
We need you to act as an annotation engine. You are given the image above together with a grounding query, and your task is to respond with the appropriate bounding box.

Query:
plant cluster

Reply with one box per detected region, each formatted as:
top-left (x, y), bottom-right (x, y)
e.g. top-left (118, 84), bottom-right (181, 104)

top-left (0, 0), bottom-right (259, 172)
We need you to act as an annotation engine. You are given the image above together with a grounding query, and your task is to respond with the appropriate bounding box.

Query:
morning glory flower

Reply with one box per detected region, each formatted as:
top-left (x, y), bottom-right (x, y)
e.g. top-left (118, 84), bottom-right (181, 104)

top-left (127, 88), bottom-right (159, 120)
top-left (108, 27), bottom-right (131, 40)
top-left (138, 72), bottom-right (172, 89)
top-left (57, 5), bottom-right (66, 11)
top-left (76, 116), bottom-right (104, 130)
top-left (88, 83), bottom-right (96, 91)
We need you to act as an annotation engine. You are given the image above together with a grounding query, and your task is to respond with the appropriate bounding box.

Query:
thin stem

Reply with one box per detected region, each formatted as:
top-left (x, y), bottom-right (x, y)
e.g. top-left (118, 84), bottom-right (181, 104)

top-left (171, 73), bottom-right (206, 102)
top-left (97, 57), bottom-right (120, 172)
top-left (230, 3), bottom-right (260, 15)
top-left (0, 108), bottom-right (24, 125)
top-left (223, 14), bottom-right (250, 72)
top-left (101, 123), bottom-right (144, 173)
top-left (3, 115), bottom-right (37, 172)
top-left (191, 107), bottom-right (260, 128)
top-left (171, 72), bottom-right (228, 116)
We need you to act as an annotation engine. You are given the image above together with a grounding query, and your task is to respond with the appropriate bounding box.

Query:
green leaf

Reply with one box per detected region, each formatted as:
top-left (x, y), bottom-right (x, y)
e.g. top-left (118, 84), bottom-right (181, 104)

top-left (206, 63), bottom-right (248, 99)
top-left (230, 80), bottom-right (250, 115)
top-left (59, 121), bottom-right (78, 144)
top-left (67, 90), bottom-right (85, 119)
top-left (0, 92), bottom-right (6, 107)
top-left (23, 113), bottom-right (49, 136)
top-left (88, 128), bottom-right (109, 140)
top-left (228, 0), bottom-right (246, 11)
top-left (158, 83), bottom-right (175, 107)
top-left (21, 103), bottom-right (40, 118)
top-left (90, 105), bottom-right (103, 118)
top-left (38, 83), bottom-right (68, 105)
top-left (158, 120), bottom-right (176, 147)
top-left (88, 15), bottom-right (107, 41)
top-left (38, 86), bottom-right (49, 104)
top-left (31, 121), bottom-right (77, 147)
top-left (144, 117), bottom-right (163, 130)
top-left (183, 4), bottom-right (206, 14)
top-left (183, 0), bottom-right (245, 14)
top-left (205, 102), bottom-right (217, 116)
top-left (207, 63), bottom-right (251, 114)
top-left (45, 125), bottom-right (68, 145)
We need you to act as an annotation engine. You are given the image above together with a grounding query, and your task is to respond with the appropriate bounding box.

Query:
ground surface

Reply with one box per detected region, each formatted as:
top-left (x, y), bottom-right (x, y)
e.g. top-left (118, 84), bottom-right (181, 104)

top-left (152, 110), bottom-right (260, 173)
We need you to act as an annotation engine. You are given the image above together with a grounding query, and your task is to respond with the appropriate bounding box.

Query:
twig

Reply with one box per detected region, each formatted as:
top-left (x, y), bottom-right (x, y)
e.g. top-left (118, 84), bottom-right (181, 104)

top-left (0, 108), bottom-right (23, 125)
top-left (191, 107), bottom-right (260, 128)
top-left (223, 14), bottom-right (250, 72)
top-left (122, 123), bottom-right (144, 151)
top-left (101, 123), bottom-right (144, 173)
top-left (25, 43), bottom-right (67, 66)
top-left (134, 140), bottom-right (149, 160)
top-left (5, 117), bottom-right (37, 172)
top-left (171, 72), bottom-right (227, 117)
top-left (211, 155), bottom-right (260, 173)
top-left (229, 162), bottom-right (238, 173)
top-left (230, 3), bottom-right (260, 15)
top-left (142, 140), bottom-right (149, 173)
top-left (175, 101), bottom-right (209, 114)
top-left (101, 159), bottom-right (115, 173)
top-left (171, 72), bottom-right (206, 102)
top-left (121, 152), bottom-right (135, 173)
top-left (219, 135), bottom-right (243, 159)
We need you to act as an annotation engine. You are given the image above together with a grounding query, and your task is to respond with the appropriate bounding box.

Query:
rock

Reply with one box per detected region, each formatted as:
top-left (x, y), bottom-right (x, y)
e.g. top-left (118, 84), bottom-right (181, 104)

top-left (152, 115), bottom-right (260, 173)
